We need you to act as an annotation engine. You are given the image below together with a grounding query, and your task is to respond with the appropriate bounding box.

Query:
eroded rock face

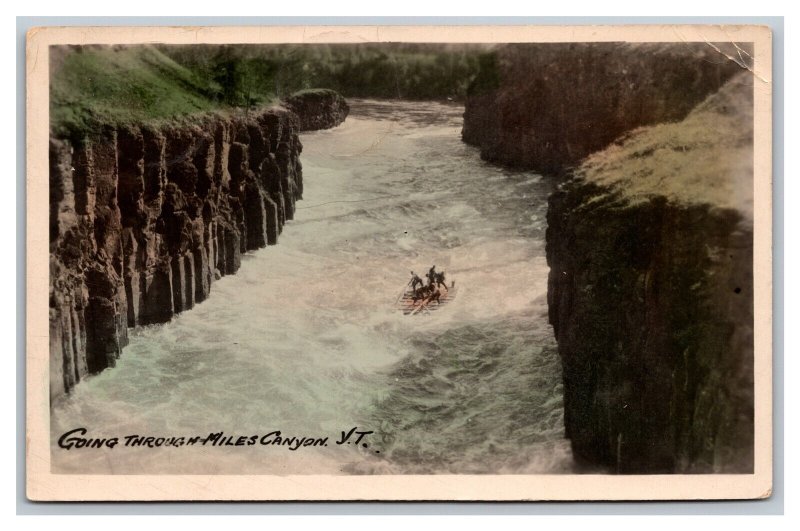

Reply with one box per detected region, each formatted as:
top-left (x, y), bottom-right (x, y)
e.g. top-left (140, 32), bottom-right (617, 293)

top-left (49, 106), bottom-right (307, 401)
top-left (462, 43), bottom-right (746, 175)
top-left (545, 74), bottom-right (754, 473)
top-left (284, 89), bottom-right (350, 131)
top-left (461, 41), bottom-right (755, 473)
top-left (547, 188), bottom-right (753, 473)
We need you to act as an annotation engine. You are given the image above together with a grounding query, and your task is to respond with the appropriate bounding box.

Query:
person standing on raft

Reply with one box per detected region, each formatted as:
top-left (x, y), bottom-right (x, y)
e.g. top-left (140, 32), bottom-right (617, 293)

top-left (410, 271), bottom-right (423, 291)
top-left (426, 265), bottom-right (437, 286)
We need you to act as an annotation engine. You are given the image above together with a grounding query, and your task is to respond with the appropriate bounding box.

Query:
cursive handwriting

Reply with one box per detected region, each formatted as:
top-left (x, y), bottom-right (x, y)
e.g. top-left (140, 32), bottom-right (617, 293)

top-left (57, 427), bottom-right (380, 453)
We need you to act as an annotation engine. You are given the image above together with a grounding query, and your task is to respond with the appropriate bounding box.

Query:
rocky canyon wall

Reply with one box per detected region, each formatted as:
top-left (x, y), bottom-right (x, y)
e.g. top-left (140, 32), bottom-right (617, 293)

top-left (49, 101), bottom-right (346, 402)
top-left (284, 89), bottom-right (350, 132)
top-left (462, 43), bottom-right (746, 175)
top-left (546, 72), bottom-right (755, 473)
top-left (463, 43), bottom-right (756, 473)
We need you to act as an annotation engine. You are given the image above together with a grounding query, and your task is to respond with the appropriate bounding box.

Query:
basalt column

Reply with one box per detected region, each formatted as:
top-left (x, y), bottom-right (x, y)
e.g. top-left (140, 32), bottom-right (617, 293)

top-left (49, 105), bottom-right (312, 400)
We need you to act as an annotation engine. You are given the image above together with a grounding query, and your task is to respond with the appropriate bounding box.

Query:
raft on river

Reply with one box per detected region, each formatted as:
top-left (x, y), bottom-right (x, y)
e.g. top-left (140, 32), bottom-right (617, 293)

top-left (395, 281), bottom-right (458, 316)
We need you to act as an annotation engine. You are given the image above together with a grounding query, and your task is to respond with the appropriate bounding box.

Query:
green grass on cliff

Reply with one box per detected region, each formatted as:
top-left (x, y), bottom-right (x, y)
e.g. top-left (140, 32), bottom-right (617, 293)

top-left (50, 45), bottom-right (233, 137)
top-left (577, 71), bottom-right (754, 221)
top-left (51, 43), bottom-right (487, 138)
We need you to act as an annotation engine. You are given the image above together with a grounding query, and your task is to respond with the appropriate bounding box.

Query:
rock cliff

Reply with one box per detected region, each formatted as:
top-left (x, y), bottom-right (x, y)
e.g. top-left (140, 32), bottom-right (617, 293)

top-left (462, 43), bottom-right (746, 175)
top-left (49, 101), bottom-right (342, 401)
top-left (546, 72), bottom-right (754, 473)
top-left (284, 89), bottom-right (350, 131)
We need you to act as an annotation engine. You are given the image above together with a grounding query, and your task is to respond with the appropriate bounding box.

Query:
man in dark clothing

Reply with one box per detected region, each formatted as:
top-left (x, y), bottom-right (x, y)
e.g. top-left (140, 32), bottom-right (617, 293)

top-left (426, 265), bottom-right (436, 286)
top-left (428, 284), bottom-right (441, 305)
top-left (410, 271), bottom-right (423, 291)
top-left (434, 270), bottom-right (447, 291)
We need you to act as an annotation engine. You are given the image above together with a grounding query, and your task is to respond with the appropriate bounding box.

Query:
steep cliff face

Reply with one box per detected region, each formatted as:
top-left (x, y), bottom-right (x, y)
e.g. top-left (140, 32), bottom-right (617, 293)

top-left (462, 43), bottom-right (746, 175)
top-left (546, 73), bottom-right (754, 473)
top-left (284, 89), bottom-right (350, 131)
top-left (49, 102), bottom-right (339, 401)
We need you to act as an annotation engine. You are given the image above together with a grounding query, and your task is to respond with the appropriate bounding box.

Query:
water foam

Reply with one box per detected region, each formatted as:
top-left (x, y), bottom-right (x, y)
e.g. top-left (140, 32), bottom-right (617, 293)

top-left (51, 100), bottom-right (572, 475)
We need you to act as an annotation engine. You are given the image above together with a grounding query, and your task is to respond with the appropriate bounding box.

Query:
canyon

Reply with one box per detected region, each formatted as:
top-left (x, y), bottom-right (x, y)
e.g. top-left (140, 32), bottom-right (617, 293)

top-left (49, 94), bottom-right (348, 400)
top-left (48, 41), bottom-right (758, 475)
top-left (462, 42), bottom-right (746, 175)
top-left (463, 43), bottom-right (756, 473)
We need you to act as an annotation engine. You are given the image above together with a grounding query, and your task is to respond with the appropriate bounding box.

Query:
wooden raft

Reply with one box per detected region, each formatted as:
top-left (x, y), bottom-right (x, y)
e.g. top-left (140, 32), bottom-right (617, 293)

top-left (395, 284), bottom-right (458, 315)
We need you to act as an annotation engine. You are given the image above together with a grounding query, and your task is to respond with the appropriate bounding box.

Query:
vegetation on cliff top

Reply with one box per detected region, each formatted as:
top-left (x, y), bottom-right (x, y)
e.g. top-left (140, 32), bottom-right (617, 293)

top-left (51, 43), bottom-right (488, 138)
top-left (160, 43), bottom-right (487, 101)
top-left (50, 45), bottom-right (244, 138)
top-left (461, 42), bottom-right (749, 175)
top-left (577, 71), bottom-right (754, 220)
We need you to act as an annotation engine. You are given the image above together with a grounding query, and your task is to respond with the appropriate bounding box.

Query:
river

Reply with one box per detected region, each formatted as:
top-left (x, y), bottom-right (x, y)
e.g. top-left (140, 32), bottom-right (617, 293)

top-left (51, 100), bottom-right (573, 475)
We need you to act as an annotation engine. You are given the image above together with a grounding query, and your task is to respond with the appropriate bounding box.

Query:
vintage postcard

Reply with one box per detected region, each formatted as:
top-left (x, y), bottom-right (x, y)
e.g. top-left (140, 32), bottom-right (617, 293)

top-left (26, 24), bottom-right (773, 501)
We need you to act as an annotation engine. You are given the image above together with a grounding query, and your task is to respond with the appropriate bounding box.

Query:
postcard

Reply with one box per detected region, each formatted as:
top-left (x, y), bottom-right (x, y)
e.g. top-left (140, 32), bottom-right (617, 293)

top-left (26, 24), bottom-right (773, 501)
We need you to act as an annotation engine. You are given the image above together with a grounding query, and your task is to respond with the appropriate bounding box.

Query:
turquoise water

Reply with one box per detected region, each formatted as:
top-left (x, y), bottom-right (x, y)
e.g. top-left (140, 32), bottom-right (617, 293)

top-left (50, 100), bottom-right (572, 474)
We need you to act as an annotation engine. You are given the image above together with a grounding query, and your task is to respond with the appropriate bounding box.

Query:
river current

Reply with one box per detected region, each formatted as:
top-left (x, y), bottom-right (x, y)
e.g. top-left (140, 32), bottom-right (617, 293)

top-left (51, 100), bottom-right (573, 475)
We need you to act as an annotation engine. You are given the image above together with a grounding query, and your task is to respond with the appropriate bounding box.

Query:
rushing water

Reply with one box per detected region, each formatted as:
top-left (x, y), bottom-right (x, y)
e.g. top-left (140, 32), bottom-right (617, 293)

top-left (51, 100), bottom-right (573, 475)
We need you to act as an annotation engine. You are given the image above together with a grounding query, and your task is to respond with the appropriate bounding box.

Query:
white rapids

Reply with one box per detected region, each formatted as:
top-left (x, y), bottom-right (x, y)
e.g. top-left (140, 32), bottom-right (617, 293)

top-left (50, 100), bottom-right (573, 475)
